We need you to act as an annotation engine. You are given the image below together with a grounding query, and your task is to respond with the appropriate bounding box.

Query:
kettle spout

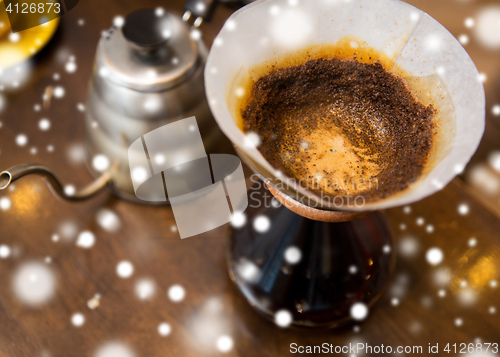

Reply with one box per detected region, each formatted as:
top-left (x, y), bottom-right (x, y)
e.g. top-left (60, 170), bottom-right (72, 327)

top-left (0, 170), bottom-right (12, 190)
top-left (0, 162), bottom-right (118, 201)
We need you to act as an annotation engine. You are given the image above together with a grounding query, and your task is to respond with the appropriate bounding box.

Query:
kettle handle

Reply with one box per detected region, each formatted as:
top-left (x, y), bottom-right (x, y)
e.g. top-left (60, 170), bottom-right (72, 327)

top-left (0, 162), bottom-right (118, 202)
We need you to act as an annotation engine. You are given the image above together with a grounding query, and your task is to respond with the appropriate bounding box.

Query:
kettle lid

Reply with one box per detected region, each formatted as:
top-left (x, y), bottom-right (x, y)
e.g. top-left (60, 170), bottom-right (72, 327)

top-left (97, 8), bottom-right (201, 92)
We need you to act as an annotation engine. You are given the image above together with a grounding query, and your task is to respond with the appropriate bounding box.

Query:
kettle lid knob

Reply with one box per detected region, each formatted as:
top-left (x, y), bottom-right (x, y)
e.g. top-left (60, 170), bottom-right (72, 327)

top-left (122, 8), bottom-right (173, 51)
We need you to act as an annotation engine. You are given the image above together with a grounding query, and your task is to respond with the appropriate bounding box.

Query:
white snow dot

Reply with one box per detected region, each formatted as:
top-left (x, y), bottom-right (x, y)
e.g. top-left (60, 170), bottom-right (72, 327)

top-left (76, 231), bottom-right (95, 249)
top-left (59, 221), bottom-right (79, 240)
top-left (39, 118), bottom-right (51, 131)
top-left (275, 309), bottom-right (292, 327)
top-left (0, 244), bottom-right (11, 258)
top-left (71, 313), bottom-right (85, 327)
top-left (403, 206), bottom-right (411, 214)
top-left (391, 298), bottom-right (400, 306)
top-left (225, 20), bottom-right (236, 31)
top-left (135, 278), bottom-right (156, 300)
top-left (77, 103), bottom-right (86, 112)
top-left (426, 225), bottom-right (434, 233)
top-left (235, 87), bottom-right (245, 98)
top-left (382, 245), bottom-right (391, 254)
top-left (468, 237), bottom-right (477, 247)
top-left (158, 322), bottom-right (171, 336)
top-left (168, 284), bottom-right (185, 302)
top-left (16, 134), bottom-right (28, 146)
top-left (231, 212), bottom-right (247, 228)
top-left (270, 9), bottom-right (312, 47)
top-left (236, 259), bottom-right (260, 282)
top-left (30, 147), bottom-right (37, 155)
top-left (244, 132), bottom-right (261, 148)
top-left (432, 179), bottom-right (444, 189)
top-left (478, 73), bottom-right (487, 83)
top-left (465, 17), bottom-right (475, 28)
top-left (131, 167), bottom-right (149, 183)
top-left (143, 98), bottom-right (161, 112)
top-left (64, 185), bottom-right (75, 196)
top-left (433, 267), bottom-right (451, 286)
top-left (426, 247), bottom-right (444, 265)
top-left (474, 7), bottom-right (500, 49)
top-left (253, 215), bottom-right (271, 233)
top-left (270, 5), bottom-right (280, 16)
top-left (216, 335), bottom-right (234, 352)
top-left (458, 34), bottom-right (469, 45)
top-left (195, 2), bottom-right (206, 12)
top-left (0, 197), bottom-right (12, 211)
top-left (438, 289), bottom-right (446, 298)
top-left (300, 141), bottom-right (310, 150)
top-left (425, 35), bottom-right (441, 50)
top-left (214, 38), bottom-right (223, 47)
top-left (155, 7), bottom-right (164, 17)
top-left (13, 261), bottom-right (56, 306)
top-left (492, 105), bottom-right (500, 116)
top-left (65, 62), bottom-right (77, 73)
top-left (454, 318), bottom-right (463, 327)
top-left (190, 29), bottom-right (201, 41)
top-left (92, 154), bottom-right (110, 172)
top-left (95, 342), bottom-right (135, 357)
top-left (488, 151), bottom-right (500, 172)
top-left (416, 217), bottom-right (425, 226)
top-left (9, 33), bottom-right (20, 42)
top-left (96, 209), bottom-right (121, 232)
top-left (116, 261), bottom-right (134, 279)
top-left (399, 223), bottom-right (406, 231)
top-left (284, 246), bottom-right (302, 264)
top-left (349, 265), bottom-right (358, 274)
top-left (410, 12), bottom-right (420, 22)
top-left (436, 66), bottom-right (445, 76)
top-left (490, 280), bottom-right (498, 288)
top-left (350, 302), bottom-right (369, 320)
top-left (99, 68), bottom-right (109, 78)
top-left (458, 203), bottom-right (469, 215)
top-left (51, 234), bottom-right (59, 242)
top-left (489, 306), bottom-right (496, 314)
top-left (53, 86), bottom-right (65, 98)
top-left (113, 16), bottom-right (125, 27)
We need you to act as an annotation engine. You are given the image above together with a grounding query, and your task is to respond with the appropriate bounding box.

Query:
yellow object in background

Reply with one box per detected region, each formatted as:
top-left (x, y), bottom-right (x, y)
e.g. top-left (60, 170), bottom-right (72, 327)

top-left (0, 0), bottom-right (59, 69)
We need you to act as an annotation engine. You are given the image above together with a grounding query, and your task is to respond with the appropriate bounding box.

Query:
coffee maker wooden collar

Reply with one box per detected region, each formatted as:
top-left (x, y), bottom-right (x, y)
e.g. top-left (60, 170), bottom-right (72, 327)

top-left (265, 182), bottom-right (370, 223)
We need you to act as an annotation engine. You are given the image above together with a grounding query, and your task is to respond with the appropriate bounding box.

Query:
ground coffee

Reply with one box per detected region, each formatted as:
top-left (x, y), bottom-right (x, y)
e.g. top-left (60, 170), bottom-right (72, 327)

top-left (242, 57), bottom-right (436, 202)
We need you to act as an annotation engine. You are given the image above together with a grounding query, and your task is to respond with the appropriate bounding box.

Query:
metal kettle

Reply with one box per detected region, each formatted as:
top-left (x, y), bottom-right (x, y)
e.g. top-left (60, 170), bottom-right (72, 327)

top-left (0, 2), bottom-right (249, 203)
top-left (85, 8), bottom-right (219, 202)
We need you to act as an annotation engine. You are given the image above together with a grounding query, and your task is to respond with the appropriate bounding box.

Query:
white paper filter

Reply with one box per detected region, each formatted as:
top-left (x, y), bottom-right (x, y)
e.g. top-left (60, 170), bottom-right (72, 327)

top-left (205, 0), bottom-right (485, 211)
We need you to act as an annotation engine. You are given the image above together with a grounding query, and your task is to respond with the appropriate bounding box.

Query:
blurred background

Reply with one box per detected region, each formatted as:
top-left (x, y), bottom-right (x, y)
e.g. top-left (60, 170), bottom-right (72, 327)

top-left (0, 0), bottom-right (499, 356)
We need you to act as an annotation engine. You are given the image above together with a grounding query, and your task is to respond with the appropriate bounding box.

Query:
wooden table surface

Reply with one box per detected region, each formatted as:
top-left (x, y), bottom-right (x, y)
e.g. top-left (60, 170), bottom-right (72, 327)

top-left (0, 0), bottom-right (499, 356)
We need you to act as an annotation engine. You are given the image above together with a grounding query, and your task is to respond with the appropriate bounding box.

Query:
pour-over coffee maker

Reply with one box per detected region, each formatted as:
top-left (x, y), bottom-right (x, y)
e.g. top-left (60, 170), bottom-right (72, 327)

top-left (204, 0), bottom-right (485, 327)
top-left (0, 0), bottom-right (485, 329)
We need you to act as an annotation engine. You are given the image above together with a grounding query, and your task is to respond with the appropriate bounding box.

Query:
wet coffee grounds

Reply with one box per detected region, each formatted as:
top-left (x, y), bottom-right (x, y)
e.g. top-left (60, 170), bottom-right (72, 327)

top-left (242, 57), bottom-right (436, 202)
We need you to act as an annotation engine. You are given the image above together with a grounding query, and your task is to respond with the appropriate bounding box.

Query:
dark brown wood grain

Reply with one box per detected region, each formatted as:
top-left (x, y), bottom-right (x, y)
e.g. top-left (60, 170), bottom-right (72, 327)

top-left (0, 0), bottom-right (499, 356)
